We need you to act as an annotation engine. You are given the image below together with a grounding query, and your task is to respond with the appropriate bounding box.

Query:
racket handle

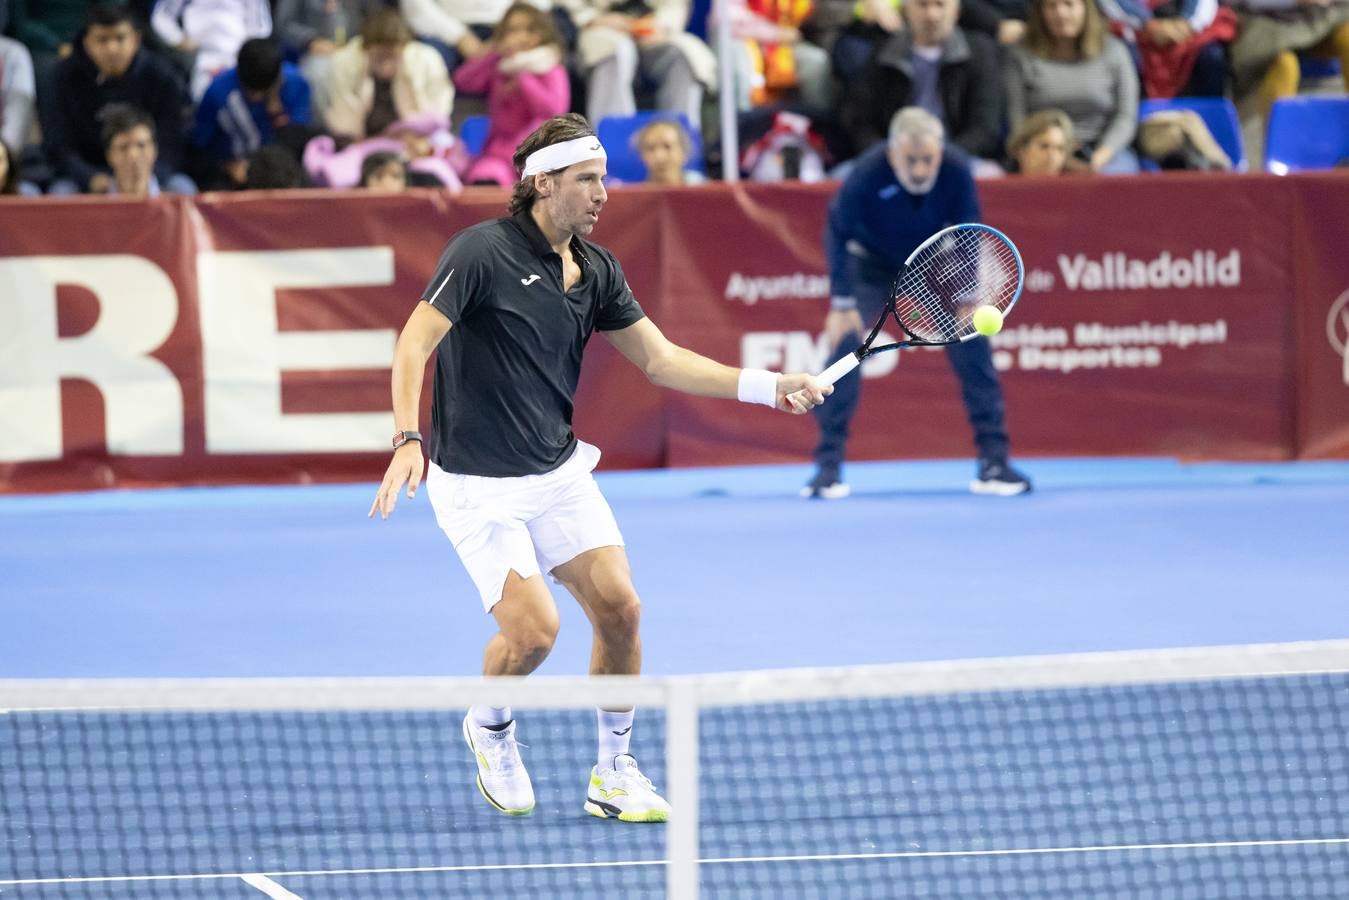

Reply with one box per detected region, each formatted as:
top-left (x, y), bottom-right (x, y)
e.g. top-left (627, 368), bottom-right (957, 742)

top-left (816, 354), bottom-right (860, 388)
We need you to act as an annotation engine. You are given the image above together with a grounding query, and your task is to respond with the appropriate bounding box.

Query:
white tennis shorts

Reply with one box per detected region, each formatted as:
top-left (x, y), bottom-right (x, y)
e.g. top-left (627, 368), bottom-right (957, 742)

top-left (425, 441), bottom-right (625, 613)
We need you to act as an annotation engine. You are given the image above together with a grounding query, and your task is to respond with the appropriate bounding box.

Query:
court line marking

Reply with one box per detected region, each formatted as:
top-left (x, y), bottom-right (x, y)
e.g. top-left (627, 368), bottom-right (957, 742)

top-left (3, 836), bottom-right (1347, 886)
top-left (240, 873), bottom-right (304, 899)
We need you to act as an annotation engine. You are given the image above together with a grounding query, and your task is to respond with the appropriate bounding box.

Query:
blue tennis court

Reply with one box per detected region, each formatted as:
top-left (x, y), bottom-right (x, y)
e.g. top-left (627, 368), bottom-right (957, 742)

top-left (2, 458), bottom-right (1347, 898)
top-left (2, 457), bottom-right (1347, 678)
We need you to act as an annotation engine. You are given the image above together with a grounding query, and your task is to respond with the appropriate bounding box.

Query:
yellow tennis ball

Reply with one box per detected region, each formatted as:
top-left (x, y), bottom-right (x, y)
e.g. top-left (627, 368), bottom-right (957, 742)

top-left (972, 305), bottom-right (1003, 336)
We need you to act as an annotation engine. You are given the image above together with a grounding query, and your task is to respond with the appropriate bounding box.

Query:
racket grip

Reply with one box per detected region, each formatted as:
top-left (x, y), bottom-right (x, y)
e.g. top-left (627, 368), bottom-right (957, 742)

top-left (815, 354), bottom-right (860, 388)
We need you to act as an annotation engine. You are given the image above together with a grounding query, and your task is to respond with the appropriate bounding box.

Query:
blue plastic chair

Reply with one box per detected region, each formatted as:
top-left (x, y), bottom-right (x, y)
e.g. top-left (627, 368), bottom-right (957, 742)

top-left (1265, 96), bottom-right (1349, 174)
top-left (459, 115), bottom-right (490, 157)
top-left (1138, 97), bottom-right (1246, 172)
top-left (595, 112), bottom-right (704, 184)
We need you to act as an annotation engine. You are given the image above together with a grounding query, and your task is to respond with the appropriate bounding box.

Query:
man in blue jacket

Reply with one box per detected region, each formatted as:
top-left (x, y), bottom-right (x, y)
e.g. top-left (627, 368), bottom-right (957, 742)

top-left (804, 106), bottom-right (1031, 499)
top-left (191, 37), bottom-right (312, 189)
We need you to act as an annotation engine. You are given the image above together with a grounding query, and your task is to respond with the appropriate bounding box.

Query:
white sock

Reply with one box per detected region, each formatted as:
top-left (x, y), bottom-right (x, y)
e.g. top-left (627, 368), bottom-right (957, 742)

top-left (471, 706), bottom-right (511, 728)
top-left (597, 708), bottom-right (634, 768)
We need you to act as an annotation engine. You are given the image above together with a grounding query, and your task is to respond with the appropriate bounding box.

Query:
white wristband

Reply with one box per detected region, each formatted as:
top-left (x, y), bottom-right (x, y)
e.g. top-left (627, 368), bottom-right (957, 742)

top-left (737, 368), bottom-right (779, 408)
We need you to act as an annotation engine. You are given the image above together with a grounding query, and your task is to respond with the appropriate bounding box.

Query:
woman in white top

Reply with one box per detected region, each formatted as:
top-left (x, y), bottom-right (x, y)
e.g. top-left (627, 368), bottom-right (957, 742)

top-left (322, 8), bottom-right (454, 141)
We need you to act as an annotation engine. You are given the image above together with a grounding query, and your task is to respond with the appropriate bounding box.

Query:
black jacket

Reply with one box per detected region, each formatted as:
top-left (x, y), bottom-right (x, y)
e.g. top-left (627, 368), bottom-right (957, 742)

top-left (844, 28), bottom-right (1004, 160)
top-left (41, 35), bottom-right (188, 189)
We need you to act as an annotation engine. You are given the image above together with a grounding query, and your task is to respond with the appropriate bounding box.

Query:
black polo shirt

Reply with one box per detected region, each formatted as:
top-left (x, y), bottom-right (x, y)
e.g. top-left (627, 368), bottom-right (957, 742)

top-left (420, 210), bottom-right (646, 477)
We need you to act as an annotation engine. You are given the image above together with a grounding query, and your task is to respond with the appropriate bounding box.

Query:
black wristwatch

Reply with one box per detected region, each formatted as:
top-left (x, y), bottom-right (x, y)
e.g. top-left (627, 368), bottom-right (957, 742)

top-left (392, 430), bottom-right (423, 449)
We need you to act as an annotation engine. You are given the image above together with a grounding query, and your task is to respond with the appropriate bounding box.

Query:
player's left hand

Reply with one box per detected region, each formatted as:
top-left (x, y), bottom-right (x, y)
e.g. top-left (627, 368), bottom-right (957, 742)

top-left (776, 374), bottom-right (831, 414)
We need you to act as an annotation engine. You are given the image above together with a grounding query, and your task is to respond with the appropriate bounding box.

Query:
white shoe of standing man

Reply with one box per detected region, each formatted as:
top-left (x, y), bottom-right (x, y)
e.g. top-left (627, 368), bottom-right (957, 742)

top-left (585, 753), bottom-right (671, 823)
top-left (462, 713), bottom-right (535, 816)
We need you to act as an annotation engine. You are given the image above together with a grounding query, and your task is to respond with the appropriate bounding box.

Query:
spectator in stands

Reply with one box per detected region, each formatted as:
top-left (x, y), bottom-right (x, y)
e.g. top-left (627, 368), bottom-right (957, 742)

top-left (842, 0), bottom-right (1004, 160)
top-left (634, 116), bottom-right (706, 183)
top-left (718, 0), bottom-right (833, 112)
top-left (1004, 0), bottom-right (1140, 173)
top-left (358, 148), bottom-right (409, 189)
top-left (192, 38), bottom-right (313, 189)
top-left (0, 135), bottom-right (40, 194)
top-left (1227, 0), bottom-right (1349, 117)
top-left (8, 0), bottom-right (128, 76)
top-left (1097, 0), bottom-right (1235, 97)
top-left (1004, 107), bottom-right (1073, 173)
top-left (1, 31), bottom-right (36, 152)
top-left (453, 2), bottom-right (569, 186)
top-left (151, 0), bottom-right (271, 100)
top-left (244, 143), bottom-right (310, 188)
top-left (274, 0), bottom-right (389, 117)
top-left (42, 4), bottom-right (192, 195)
top-left (399, 0), bottom-right (509, 74)
top-left (818, 0), bottom-right (1026, 94)
top-left (1136, 106), bottom-right (1232, 168)
top-left (554, 0), bottom-right (716, 125)
top-left (323, 8), bottom-right (454, 141)
top-left (99, 102), bottom-right (196, 196)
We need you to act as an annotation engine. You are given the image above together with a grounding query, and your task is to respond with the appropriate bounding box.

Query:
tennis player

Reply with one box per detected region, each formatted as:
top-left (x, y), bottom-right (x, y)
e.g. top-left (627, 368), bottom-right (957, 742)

top-left (370, 113), bottom-right (830, 822)
top-left (803, 107), bottom-right (1032, 499)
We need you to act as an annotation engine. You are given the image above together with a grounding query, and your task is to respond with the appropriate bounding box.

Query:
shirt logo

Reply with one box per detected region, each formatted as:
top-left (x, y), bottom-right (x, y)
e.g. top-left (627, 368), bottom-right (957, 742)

top-left (521, 274), bottom-right (541, 286)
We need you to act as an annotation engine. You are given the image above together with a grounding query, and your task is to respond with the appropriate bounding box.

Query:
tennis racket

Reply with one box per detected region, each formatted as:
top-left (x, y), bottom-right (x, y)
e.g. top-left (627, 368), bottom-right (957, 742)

top-left (811, 223), bottom-right (1024, 388)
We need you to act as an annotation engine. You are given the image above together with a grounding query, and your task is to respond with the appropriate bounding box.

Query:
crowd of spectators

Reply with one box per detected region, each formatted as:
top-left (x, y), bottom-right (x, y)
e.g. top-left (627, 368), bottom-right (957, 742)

top-left (0, 0), bottom-right (1346, 199)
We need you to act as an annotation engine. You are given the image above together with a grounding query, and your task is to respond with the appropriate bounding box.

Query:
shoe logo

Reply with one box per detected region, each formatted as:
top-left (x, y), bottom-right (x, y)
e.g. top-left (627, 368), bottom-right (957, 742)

top-left (612, 726), bottom-right (632, 736)
top-left (475, 750), bottom-right (490, 770)
top-left (598, 787), bottom-right (628, 800)
top-left (521, 274), bottom-right (541, 286)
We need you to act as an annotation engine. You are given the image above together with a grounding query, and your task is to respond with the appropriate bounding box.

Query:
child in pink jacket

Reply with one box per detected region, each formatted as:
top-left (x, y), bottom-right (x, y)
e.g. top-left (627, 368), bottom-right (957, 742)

top-left (453, 2), bottom-right (570, 186)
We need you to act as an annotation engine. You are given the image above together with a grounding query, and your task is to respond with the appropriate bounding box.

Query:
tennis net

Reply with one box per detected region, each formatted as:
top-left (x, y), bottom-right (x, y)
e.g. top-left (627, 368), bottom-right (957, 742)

top-left (2, 639), bottom-right (1347, 898)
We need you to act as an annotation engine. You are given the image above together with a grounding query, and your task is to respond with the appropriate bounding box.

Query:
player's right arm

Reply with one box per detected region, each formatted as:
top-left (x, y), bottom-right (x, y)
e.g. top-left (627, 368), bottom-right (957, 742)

top-left (369, 302), bottom-right (452, 520)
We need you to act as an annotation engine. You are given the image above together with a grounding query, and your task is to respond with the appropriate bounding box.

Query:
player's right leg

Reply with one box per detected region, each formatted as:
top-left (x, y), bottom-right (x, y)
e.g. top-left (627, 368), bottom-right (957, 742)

top-left (462, 574), bottom-right (560, 816)
top-left (425, 464), bottom-right (559, 817)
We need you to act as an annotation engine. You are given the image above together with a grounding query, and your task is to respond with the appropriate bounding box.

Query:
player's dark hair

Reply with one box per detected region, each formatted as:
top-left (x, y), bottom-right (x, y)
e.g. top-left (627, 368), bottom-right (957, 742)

top-left (509, 113), bottom-right (596, 215)
top-left (99, 103), bottom-right (156, 152)
top-left (238, 38), bottom-right (284, 93)
top-left (86, 3), bottom-right (137, 30)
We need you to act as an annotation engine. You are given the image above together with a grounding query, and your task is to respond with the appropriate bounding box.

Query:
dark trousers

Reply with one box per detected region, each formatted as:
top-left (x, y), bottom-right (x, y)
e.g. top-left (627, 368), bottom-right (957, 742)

top-left (810, 260), bottom-right (1011, 470)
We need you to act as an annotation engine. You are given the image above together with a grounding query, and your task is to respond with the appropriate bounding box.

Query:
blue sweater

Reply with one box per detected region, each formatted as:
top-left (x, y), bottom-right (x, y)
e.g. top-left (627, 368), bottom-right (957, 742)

top-left (192, 63), bottom-right (312, 162)
top-left (825, 144), bottom-right (980, 300)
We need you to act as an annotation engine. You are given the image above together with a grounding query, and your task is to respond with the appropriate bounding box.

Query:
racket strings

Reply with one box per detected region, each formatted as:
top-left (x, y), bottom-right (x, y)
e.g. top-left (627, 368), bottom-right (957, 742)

top-left (893, 230), bottom-right (1020, 343)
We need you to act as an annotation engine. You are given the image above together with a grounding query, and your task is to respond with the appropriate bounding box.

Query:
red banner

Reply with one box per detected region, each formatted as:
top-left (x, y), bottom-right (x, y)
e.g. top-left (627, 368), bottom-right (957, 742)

top-left (1289, 174), bottom-right (1349, 458)
top-left (0, 174), bottom-right (1345, 493)
top-left (661, 176), bottom-right (1299, 466)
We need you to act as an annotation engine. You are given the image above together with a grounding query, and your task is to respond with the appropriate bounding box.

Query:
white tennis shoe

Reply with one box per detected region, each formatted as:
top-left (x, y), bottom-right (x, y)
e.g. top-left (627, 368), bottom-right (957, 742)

top-left (462, 714), bottom-right (535, 816)
top-left (584, 754), bottom-right (671, 823)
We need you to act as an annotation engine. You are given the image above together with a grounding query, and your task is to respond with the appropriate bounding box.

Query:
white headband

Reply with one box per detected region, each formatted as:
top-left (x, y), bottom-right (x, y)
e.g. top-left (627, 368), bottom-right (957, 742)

top-left (521, 136), bottom-right (607, 179)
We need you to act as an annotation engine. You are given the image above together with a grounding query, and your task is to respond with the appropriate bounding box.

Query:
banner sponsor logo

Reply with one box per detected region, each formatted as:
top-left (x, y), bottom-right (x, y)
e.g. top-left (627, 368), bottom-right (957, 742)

top-left (724, 272), bottom-right (829, 305)
top-left (0, 248), bottom-right (397, 464)
top-left (1056, 250), bottom-right (1241, 291)
top-left (989, 320), bottom-right (1228, 374)
top-left (740, 331), bottom-right (900, 379)
top-left (1328, 288), bottom-right (1349, 386)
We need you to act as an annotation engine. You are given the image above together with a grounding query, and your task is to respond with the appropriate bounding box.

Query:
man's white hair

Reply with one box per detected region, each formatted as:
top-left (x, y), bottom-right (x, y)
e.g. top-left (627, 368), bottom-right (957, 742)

top-left (888, 107), bottom-right (946, 146)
